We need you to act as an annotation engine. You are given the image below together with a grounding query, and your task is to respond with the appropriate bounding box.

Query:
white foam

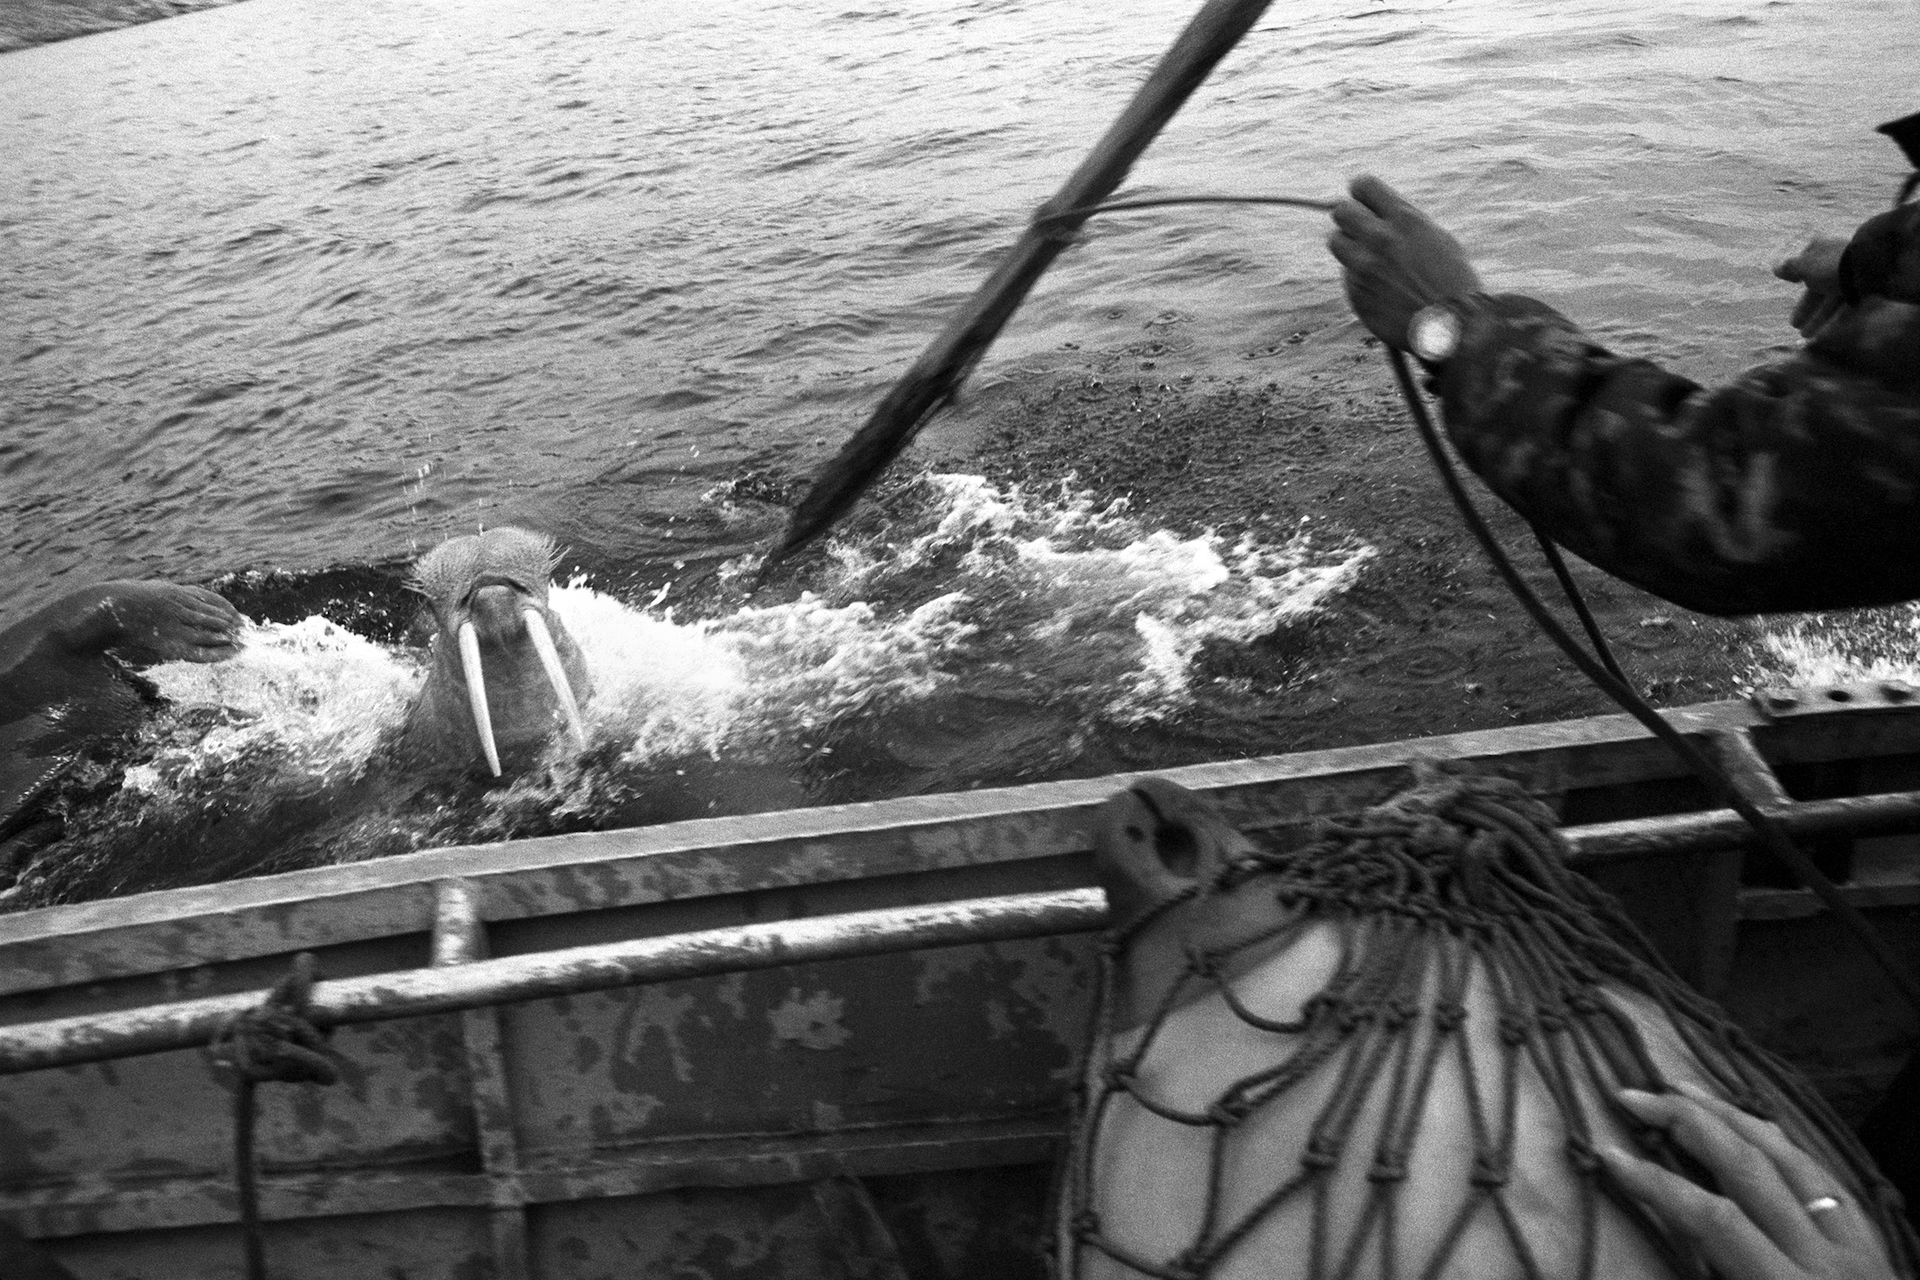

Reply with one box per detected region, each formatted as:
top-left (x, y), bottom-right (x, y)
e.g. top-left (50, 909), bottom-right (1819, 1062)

top-left (125, 473), bottom-right (1375, 809)
top-left (1756, 607), bottom-right (1920, 688)
top-left (131, 616), bottom-right (422, 795)
top-left (550, 583), bottom-right (972, 761)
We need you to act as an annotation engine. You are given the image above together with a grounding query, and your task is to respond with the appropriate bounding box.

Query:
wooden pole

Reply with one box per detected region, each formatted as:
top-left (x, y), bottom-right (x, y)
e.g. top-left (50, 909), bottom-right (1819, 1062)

top-left (767, 0), bottom-right (1276, 566)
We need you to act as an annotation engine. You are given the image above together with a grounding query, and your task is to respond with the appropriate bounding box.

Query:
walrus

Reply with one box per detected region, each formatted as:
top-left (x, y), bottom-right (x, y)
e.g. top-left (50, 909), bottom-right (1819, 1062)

top-left (0, 581), bottom-right (243, 828)
top-left (402, 527), bottom-right (591, 777)
top-left (0, 580), bottom-right (244, 888)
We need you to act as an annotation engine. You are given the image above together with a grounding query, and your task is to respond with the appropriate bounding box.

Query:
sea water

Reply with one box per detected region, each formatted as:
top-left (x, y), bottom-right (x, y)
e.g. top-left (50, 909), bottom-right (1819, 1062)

top-left (2, 0), bottom-right (1916, 880)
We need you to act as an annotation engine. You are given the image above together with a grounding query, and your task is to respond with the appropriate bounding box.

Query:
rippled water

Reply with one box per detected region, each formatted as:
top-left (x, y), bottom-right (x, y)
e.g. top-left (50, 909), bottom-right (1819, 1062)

top-left (2, 0), bottom-right (1918, 893)
top-left (4, 0), bottom-right (1914, 616)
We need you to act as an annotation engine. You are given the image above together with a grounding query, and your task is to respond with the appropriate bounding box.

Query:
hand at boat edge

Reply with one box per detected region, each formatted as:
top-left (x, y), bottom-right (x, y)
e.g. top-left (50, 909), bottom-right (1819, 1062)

top-left (1600, 1083), bottom-right (1899, 1280)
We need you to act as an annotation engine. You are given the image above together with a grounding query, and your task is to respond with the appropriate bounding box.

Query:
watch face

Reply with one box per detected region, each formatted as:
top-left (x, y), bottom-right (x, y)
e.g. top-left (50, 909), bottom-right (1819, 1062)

top-left (1410, 306), bottom-right (1462, 362)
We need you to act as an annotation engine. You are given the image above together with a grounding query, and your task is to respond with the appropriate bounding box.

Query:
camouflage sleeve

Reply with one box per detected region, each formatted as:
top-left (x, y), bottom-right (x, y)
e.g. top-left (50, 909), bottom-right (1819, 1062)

top-left (1432, 289), bottom-right (1920, 616)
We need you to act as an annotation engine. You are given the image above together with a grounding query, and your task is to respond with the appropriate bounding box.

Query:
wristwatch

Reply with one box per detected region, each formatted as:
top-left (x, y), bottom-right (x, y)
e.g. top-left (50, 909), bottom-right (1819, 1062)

top-left (1406, 301), bottom-right (1465, 367)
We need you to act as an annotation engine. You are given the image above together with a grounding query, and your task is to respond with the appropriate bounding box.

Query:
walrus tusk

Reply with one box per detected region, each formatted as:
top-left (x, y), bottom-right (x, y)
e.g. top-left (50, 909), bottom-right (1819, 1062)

top-left (456, 619), bottom-right (502, 777)
top-left (522, 607), bottom-right (587, 751)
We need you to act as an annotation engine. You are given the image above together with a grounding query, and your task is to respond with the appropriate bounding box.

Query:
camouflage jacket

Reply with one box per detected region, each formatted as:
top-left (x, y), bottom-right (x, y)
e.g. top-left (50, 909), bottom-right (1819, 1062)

top-left (1433, 203), bottom-right (1920, 616)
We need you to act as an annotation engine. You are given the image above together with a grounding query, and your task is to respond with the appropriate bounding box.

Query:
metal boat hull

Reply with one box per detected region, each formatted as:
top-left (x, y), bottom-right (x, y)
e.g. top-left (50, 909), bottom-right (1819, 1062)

top-left (3, 682), bottom-right (1919, 1277)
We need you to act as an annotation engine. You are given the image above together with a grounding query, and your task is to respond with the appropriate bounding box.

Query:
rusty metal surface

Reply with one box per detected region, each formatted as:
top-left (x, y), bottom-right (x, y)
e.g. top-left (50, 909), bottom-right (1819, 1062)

top-left (0, 890), bottom-right (1108, 1074)
top-left (2, 686), bottom-right (1920, 1277)
top-left (46, 1203), bottom-right (490, 1280)
top-left (1, 933), bottom-right (1088, 1239)
top-left (0, 694), bottom-right (1811, 995)
top-left (432, 878), bottom-right (531, 1280)
top-left (4, 1111), bottom-right (1063, 1238)
top-left (16, 784), bottom-right (1920, 1078)
top-left (15, 683), bottom-right (1914, 1004)
top-left (1564, 790), bottom-right (1920, 861)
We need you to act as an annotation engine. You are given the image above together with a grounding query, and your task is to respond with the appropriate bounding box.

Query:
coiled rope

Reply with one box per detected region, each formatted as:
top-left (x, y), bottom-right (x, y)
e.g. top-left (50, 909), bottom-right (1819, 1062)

top-left (207, 953), bottom-right (340, 1280)
top-left (1057, 768), bottom-right (1917, 1279)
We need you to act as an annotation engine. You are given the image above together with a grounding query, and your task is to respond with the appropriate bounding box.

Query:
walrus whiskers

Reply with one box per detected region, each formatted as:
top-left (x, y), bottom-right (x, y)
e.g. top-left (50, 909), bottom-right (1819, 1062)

top-left (455, 618), bottom-right (502, 777)
top-left (405, 527), bottom-right (593, 779)
top-left (521, 607), bottom-right (587, 751)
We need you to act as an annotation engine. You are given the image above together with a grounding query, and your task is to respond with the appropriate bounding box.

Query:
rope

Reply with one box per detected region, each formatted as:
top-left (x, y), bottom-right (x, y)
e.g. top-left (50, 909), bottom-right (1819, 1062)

top-left (207, 954), bottom-right (340, 1280)
top-left (1528, 527), bottom-right (1628, 685)
top-left (1021, 195), bottom-right (1904, 1008)
top-left (1058, 768), bottom-right (1918, 1278)
top-left (1385, 349), bottom-right (1920, 1018)
top-left (1035, 194), bottom-right (1337, 225)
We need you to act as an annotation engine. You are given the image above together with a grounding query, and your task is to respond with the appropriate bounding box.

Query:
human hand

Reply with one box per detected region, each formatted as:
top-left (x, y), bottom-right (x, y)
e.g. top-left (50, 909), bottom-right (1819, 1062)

top-left (53, 582), bottom-right (245, 666)
top-left (1327, 175), bottom-right (1482, 349)
top-left (1773, 236), bottom-right (1851, 338)
top-left (1598, 1082), bottom-right (1896, 1280)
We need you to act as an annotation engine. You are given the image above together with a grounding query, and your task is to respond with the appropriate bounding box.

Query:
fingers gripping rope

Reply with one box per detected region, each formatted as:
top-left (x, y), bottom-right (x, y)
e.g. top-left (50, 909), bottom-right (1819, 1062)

top-left (208, 954), bottom-right (341, 1280)
top-left (1057, 769), bottom-right (1919, 1280)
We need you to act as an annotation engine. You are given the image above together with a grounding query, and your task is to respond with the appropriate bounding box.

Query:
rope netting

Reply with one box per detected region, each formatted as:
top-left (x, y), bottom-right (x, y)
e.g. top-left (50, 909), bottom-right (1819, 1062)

top-left (1055, 767), bottom-right (1919, 1280)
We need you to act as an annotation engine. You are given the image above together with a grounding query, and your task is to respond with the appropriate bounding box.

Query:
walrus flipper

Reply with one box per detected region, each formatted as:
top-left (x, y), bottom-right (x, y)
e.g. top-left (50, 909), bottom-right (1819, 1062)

top-left (0, 581), bottom-right (245, 838)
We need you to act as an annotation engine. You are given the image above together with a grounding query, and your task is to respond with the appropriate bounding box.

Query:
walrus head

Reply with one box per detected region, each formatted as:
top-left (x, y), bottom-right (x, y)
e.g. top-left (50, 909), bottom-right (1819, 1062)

top-left (405, 527), bottom-right (591, 778)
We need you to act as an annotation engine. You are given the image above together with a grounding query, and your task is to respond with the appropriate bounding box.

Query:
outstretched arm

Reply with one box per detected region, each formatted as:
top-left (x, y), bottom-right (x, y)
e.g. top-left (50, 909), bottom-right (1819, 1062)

top-left (1328, 176), bottom-right (1920, 616)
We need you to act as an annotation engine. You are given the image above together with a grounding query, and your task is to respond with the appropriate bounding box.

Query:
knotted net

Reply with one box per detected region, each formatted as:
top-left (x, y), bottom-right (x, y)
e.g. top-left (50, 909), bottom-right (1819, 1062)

top-left (1054, 768), bottom-right (1918, 1279)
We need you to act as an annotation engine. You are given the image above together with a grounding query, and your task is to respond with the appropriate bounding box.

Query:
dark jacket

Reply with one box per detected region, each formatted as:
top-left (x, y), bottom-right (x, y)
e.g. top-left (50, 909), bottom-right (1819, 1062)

top-left (1433, 203), bottom-right (1920, 615)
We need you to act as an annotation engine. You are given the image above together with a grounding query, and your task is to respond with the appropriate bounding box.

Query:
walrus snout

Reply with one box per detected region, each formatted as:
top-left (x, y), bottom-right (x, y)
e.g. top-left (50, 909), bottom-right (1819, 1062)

top-left (406, 529), bottom-right (592, 779)
top-left (449, 585), bottom-right (588, 777)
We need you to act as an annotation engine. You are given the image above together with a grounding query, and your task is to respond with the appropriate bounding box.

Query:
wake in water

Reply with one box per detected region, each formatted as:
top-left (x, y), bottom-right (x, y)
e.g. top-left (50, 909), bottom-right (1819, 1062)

top-left (10, 474), bottom-right (1372, 906)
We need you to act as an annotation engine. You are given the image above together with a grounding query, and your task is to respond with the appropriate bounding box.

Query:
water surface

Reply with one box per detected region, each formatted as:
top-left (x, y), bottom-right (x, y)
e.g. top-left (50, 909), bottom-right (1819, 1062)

top-left (4, 0), bottom-right (1911, 614)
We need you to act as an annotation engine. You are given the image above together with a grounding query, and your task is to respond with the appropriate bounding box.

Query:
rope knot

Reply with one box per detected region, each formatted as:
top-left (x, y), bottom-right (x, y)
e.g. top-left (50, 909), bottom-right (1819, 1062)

top-left (1382, 997), bottom-right (1419, 1029)
top-left (1470, 1152), bottom-right (1511, 1188)
top-left (1334, 998), bottom-right (1372, 1032)
top-left (1431, 1000), bottom-right (1468, 1033)
top-left (1299, 992), bottom-right (1336, 1025)
top-left (1071, 1210), bottom-right (1102, 1239)
top-left (1497, 1012), bottom-right (1532, 1045)
top-left (208, 954), bottom-right (339, 1087)
top-left (1186, 946), bottom-right (1222, 980)
top-left (1301, 1134), bottom-right (1343, 1170)
top-left (1103, 1063), bottom-right (1136, 1093)
top-left (1168, 1247), bottom-right (1209, 1280)
top-left (1368, 1155), bottom-right (1409, 1183)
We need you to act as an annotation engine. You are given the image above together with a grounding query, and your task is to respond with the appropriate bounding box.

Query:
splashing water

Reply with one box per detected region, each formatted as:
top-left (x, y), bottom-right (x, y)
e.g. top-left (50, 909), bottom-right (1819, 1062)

top-left (24, 475), bottom-right (1372, 902)
top-left (1755, 607), bottom-right (1920, 689)
top-left (809, 474), bottom-right (1374, 725)
top-left (135, 615), bottom-right (422, 796)
top-left (558, 582), bottom-right (975, 762)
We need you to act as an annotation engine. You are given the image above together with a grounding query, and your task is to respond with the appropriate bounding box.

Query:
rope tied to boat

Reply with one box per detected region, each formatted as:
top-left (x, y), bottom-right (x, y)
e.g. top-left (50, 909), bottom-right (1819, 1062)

top-left (207, 953), bottom-right (340, 1280)
top-left (1056, 766), bottom-right (1918, 1279)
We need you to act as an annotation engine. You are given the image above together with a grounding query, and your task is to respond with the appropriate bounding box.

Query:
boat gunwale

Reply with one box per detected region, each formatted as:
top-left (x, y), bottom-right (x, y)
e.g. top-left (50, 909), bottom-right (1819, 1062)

top-left (0, 685), bottom-right (1914, 997)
